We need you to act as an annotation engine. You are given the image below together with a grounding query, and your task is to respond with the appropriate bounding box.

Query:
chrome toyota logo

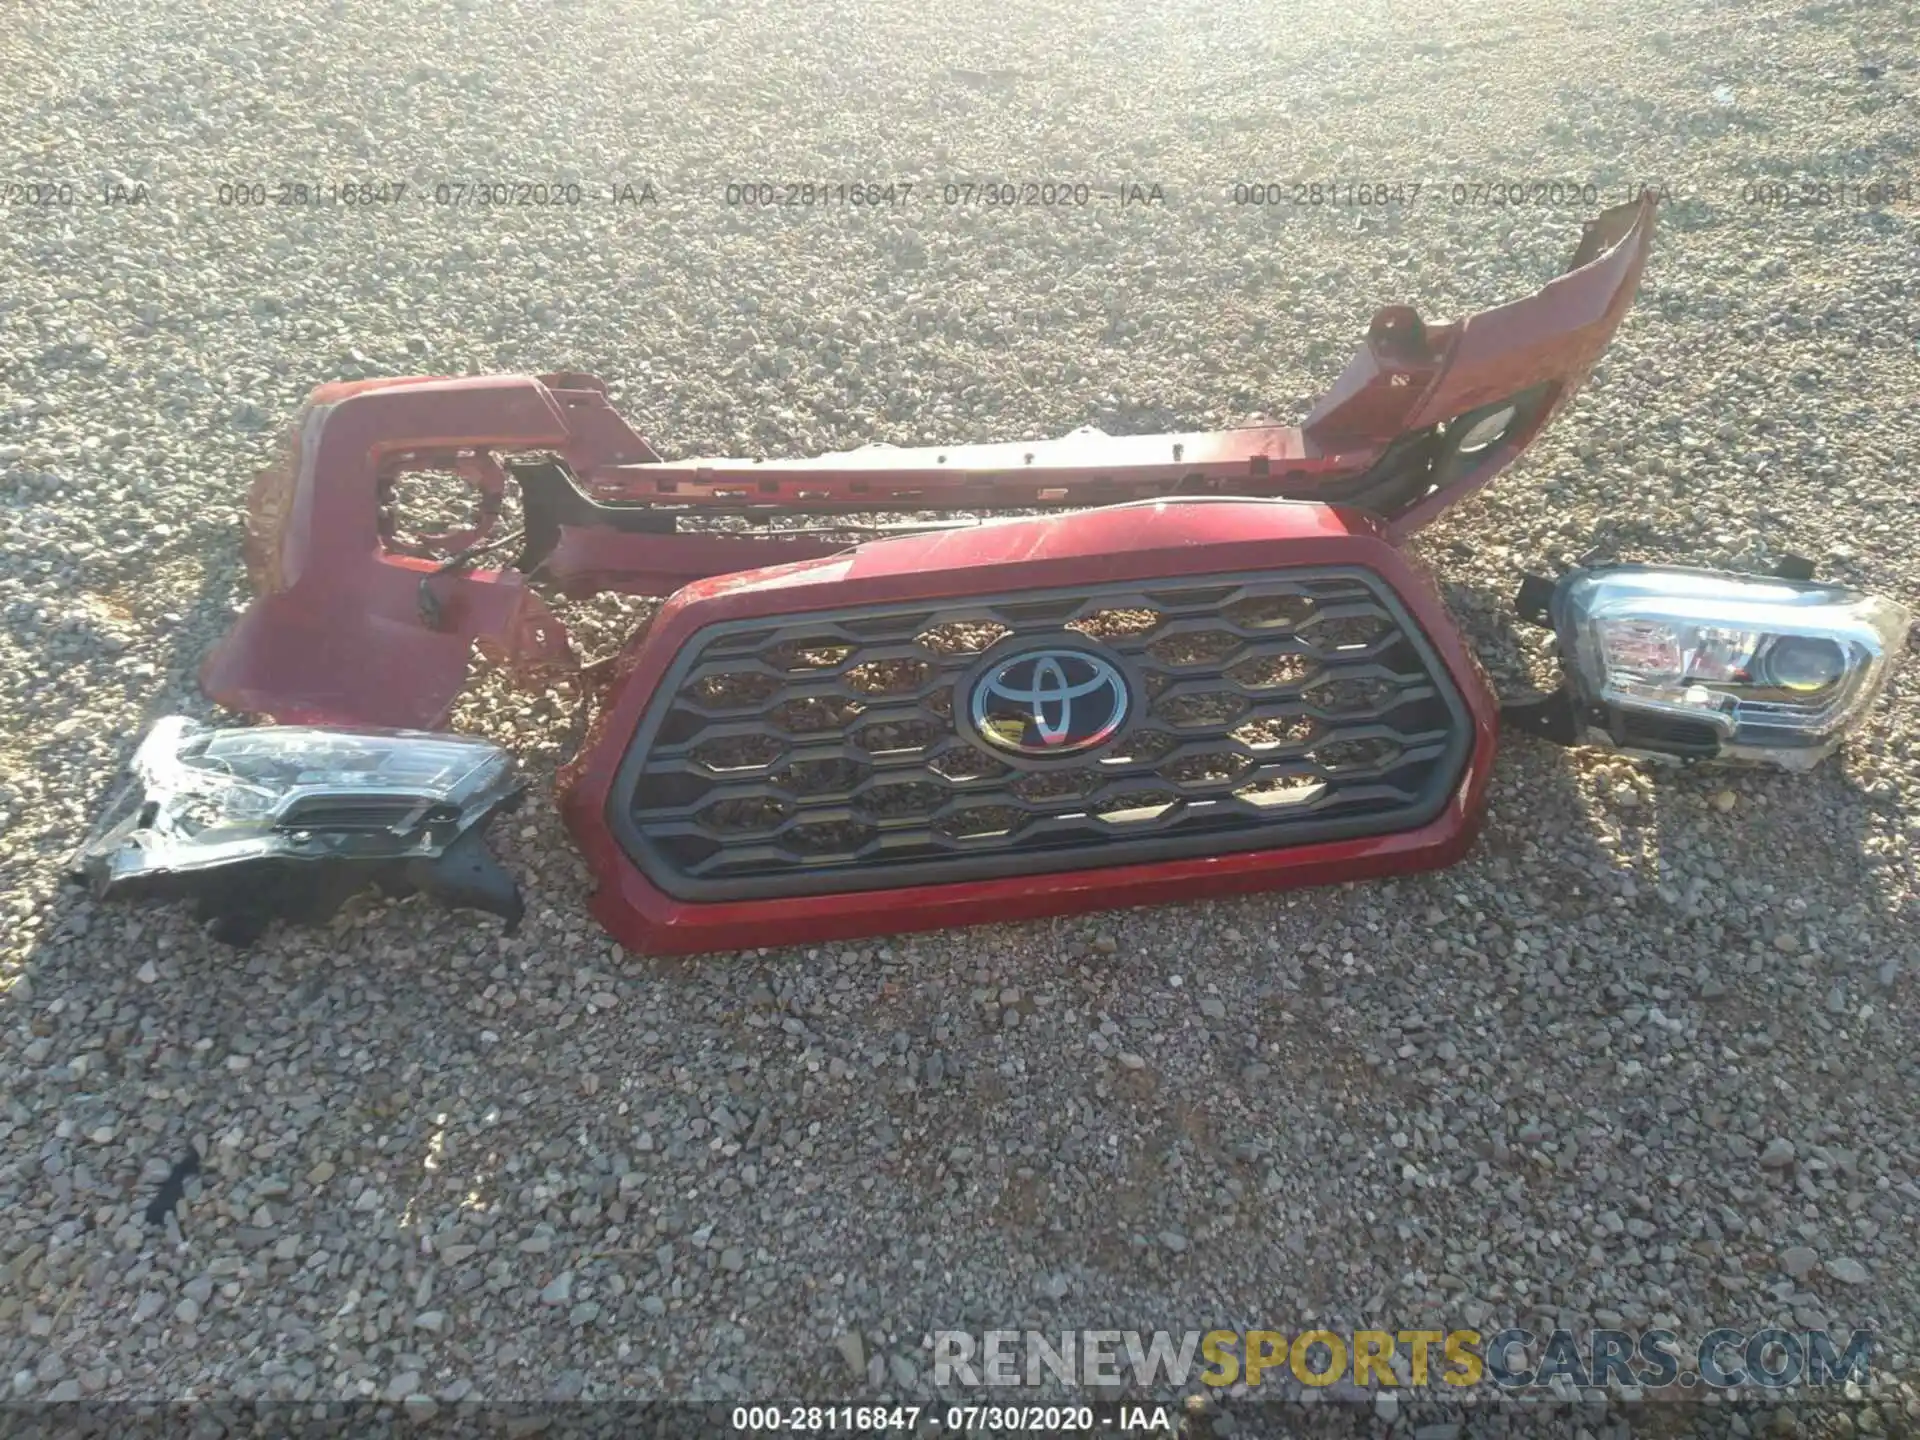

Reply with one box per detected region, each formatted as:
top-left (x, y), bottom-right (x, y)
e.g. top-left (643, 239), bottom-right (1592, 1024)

top-left (968, 648), bottom-right (1129, 757)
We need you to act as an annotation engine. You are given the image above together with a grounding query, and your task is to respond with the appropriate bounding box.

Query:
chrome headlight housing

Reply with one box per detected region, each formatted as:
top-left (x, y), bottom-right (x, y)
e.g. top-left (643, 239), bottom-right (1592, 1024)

top-left (77, 716), bottom-right (525, 943)
top-left (1514, 564), bottom-right (1911, 769)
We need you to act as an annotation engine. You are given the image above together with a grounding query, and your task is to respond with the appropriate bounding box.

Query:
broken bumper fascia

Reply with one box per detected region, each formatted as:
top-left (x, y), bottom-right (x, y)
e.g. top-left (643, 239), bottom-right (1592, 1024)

top-left (200, 199), bottom-right (1654, 731)
top-left (75, 716), bottom-right (525, 944)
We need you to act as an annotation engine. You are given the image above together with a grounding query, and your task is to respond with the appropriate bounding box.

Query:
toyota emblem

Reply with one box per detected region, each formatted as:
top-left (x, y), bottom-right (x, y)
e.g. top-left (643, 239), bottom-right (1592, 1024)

top-left (967, 648), bottom-right (1130, 757)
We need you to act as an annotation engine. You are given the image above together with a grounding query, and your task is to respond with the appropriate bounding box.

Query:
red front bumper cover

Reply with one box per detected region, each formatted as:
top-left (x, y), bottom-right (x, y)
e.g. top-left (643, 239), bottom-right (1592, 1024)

top-left (193, 202), bottom-right (1652, 952)
top-left (201, 199), bottom-right (1653, 732)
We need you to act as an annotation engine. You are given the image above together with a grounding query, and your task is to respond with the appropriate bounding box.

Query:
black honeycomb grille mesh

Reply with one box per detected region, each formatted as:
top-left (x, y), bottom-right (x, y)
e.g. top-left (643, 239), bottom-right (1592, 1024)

top-left (611, 568), bottom-right (1470, 899)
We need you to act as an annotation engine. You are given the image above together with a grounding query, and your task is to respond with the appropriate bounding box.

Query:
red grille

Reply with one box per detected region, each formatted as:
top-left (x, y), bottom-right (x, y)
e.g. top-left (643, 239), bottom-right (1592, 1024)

top-left (559, 498), bottom-right (1499, 956)
top-left (611, 570), bottom-right (1469, 899)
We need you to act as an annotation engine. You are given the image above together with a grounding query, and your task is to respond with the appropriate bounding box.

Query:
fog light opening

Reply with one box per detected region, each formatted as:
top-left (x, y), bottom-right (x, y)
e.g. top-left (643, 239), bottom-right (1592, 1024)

top-left (1452, 404), bottom-right (1518, 456)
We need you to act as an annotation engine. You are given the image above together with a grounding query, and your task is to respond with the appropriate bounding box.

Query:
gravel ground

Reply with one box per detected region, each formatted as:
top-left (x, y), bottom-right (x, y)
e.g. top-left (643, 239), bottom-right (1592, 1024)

top-left (3, 0), bottom-right (1919, 1428)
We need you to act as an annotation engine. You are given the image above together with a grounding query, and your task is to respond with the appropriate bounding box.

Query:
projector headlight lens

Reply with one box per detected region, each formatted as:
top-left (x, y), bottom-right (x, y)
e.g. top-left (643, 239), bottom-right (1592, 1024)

top-left (1550, 565), bottom-right (1910, 768)
top-left (1758, 635), bottom-right (1847, 695)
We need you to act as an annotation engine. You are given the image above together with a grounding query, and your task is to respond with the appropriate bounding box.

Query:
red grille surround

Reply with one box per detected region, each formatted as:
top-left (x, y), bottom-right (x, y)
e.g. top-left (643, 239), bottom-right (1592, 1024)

top-left (559, 499), bottom-right (1498, 955)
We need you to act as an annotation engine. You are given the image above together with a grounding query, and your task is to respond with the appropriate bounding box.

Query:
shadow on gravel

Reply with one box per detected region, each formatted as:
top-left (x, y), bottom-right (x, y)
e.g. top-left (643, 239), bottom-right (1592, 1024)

top-left (18, 542), bottom-right (249, 921)
top-left (1446, 568), bottom-right (1907, 1020)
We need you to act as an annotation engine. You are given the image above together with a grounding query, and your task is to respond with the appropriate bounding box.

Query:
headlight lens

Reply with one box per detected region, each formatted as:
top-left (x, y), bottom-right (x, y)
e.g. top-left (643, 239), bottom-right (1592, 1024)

top-left (1760, 635), bottom-right (1846, 694)
top-left (81, 716), bottom-right (517, 878)
top-left (1551, 565), bottom-right (1910, 768)
top-left (76, 716), bottom-right (526, 944)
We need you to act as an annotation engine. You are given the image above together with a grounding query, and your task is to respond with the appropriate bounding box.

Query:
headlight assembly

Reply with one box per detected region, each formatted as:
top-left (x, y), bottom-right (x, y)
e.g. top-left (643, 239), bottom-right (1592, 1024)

top-left (1508, 563), bottom-right (1911, 769)
top-left (76, 716), bottom-right (525, 944)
